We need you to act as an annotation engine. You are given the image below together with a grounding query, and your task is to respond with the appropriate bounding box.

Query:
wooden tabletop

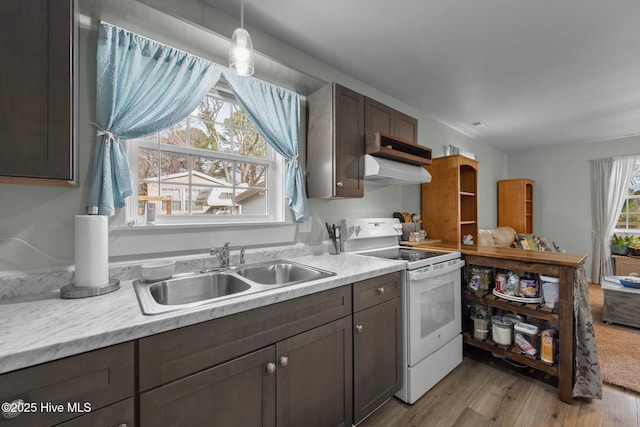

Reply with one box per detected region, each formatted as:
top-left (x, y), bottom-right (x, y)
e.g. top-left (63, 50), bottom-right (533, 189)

top-left (416, 242), bottom-right (588, 268)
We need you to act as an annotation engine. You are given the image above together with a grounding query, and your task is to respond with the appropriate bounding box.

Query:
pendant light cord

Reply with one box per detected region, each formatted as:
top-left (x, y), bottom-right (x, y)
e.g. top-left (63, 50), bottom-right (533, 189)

top-left (240, 0), bottom-right (245, 28)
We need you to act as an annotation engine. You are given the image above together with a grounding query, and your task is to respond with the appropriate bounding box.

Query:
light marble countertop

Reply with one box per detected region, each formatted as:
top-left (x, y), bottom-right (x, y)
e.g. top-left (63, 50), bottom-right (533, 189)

top-left (0, 253), bottom-right (405, 375)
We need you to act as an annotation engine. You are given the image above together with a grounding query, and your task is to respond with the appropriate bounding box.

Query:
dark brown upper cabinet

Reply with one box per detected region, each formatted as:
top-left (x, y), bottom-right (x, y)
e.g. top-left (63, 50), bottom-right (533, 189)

top-left (365, 97), bottom-right (418, 143)
top-left (0, 0), bottom-right (76, 186)
top-left (307, 83), bottom-right (365, 198)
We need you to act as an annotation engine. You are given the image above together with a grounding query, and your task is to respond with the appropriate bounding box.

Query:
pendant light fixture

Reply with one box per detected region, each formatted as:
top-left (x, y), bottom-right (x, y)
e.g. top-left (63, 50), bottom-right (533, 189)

top-left (229, 0), bottom-right (254, 76)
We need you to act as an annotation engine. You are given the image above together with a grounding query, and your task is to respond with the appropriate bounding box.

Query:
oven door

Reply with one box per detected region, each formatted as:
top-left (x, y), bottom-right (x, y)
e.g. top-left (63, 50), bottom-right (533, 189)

top-left (406, 259), bottom-right (464, 366)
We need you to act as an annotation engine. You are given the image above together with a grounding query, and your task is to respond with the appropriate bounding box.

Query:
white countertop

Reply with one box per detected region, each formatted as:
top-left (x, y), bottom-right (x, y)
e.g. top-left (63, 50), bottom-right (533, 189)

top-left (0, 253), bottom-right (405, 374)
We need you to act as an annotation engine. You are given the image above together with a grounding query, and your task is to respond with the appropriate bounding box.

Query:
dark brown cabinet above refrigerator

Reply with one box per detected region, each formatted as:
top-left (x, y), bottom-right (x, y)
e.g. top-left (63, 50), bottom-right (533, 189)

top-left (307, 83), bottom-right (365, 198)
top-left (0, 0), bottom-right (76, 186)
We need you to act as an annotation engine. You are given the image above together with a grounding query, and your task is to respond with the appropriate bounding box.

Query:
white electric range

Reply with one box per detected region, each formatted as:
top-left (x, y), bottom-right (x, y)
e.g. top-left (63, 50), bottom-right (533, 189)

top-left (341, 218), bottom-right (465, 404)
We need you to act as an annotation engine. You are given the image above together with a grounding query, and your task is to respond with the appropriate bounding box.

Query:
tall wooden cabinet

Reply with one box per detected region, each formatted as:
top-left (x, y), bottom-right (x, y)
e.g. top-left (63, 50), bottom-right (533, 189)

top-left (306, 83), bottom-right (365, 198)
top-left (421, 155), bottom-right (479, 243)
top-left (0, 0), bottom-right (76, 185)
top-left (498, 179), bottom-right (534, 233)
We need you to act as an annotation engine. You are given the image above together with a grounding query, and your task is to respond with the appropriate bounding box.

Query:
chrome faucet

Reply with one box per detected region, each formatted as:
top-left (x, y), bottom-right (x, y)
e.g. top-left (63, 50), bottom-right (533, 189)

top-left (211, 242), bottom-right (231, 268)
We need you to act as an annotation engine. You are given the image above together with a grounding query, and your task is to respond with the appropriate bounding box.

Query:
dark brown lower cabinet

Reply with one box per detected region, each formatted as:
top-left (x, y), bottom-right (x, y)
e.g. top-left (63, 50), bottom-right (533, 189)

top-left (0, 342), bottom-right (134, 427)
top-left (139, 316), bottom-right (353, 427)
top-left (353, 283), bottom-right (402, 424)
top-left (140, 346), bottom-right (276, 427)
top-left (276, 316), bottom-right (353, 427)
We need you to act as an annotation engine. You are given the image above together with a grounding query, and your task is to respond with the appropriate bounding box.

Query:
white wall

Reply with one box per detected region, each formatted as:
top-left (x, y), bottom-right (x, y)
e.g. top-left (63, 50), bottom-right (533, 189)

top-left (0, 0), bottom-right (507, 272)
top-left (507, 135), bottom-right (640, 277)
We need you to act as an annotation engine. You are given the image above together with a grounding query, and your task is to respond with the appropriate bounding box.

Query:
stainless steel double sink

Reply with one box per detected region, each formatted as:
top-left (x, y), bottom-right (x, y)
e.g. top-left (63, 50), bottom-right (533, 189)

top-left (133, 260), bottom-right (335, 315)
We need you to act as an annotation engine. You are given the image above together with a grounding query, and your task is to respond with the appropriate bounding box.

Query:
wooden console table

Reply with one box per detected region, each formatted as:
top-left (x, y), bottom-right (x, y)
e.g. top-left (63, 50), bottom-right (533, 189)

top-left (417, 242), bottom-right (587, 404)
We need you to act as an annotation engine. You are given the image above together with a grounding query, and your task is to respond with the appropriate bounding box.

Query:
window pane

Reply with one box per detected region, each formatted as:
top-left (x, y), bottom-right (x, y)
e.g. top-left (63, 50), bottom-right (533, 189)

top-left (236, 188), bottom-right (267, 215)
top-left (192, 158), bottom-right (233, 185)
top-left (161, 152), bottom-right (189, 177)
top-left (236, 162), bottom-right (267, 187)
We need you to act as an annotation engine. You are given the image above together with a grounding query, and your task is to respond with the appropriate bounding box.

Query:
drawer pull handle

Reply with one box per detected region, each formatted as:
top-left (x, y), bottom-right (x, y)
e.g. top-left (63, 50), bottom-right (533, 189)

top-left (266, 362), bottom-right (277, 374)
top-left (1, 398), bottom-right (24, 419)
top-left (355, 324), bottom-right (363, 333)
top-left (118, 424), bottom-right (129, 427)
top-left (336, 181), bottom-right (344, 187)
top-left (377, 287), bottom-right (385, 294)
top-left (279, 356), bottom-right (289, 367)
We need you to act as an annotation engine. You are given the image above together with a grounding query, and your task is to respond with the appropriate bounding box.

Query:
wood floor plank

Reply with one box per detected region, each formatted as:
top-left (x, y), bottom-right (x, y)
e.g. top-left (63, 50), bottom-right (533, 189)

top-left (362, 357), bottom-right (640, 427)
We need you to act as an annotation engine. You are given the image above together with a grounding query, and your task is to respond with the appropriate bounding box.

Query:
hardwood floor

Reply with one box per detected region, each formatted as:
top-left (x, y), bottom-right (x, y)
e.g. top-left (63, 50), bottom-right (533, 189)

top-left (359, 349), bottom-right (640, 427)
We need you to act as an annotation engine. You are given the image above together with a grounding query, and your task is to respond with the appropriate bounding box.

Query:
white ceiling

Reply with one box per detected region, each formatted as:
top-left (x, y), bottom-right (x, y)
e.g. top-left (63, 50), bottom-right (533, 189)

top-left (203, 0), bottom-right (640, 153)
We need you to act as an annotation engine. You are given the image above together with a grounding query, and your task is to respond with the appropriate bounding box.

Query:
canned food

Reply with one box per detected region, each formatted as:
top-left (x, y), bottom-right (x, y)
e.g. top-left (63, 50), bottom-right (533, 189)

top-left (495, 272), bottom-right (507, 293)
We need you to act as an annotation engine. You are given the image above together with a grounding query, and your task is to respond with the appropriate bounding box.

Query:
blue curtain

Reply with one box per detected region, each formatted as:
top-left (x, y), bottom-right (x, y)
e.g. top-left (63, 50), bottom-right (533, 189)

top-left (223, 71), bottom-right (306, 221)
top-left (88, 23), bottom-right (222, 215)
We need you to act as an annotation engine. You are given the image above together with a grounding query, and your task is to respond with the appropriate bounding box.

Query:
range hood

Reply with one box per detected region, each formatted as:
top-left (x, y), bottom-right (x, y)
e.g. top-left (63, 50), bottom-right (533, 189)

top-left (364, 154), bottom-right (432, 185)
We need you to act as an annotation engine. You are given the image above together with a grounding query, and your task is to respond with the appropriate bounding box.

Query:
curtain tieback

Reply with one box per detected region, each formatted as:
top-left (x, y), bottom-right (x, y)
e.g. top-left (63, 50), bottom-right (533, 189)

top-left (290, 154), bottom-right (299, 167)
top-left (92, 123), bottom-right (117, 146)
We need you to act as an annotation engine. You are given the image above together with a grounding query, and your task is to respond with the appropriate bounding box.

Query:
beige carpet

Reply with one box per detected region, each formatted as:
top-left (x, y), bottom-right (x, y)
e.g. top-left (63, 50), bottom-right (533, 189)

top-left (589, 283), bottom-right (640, 393)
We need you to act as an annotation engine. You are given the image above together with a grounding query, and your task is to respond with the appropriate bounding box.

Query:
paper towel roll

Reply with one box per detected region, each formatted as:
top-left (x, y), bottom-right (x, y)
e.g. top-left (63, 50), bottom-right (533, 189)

top-left (74, 215), bottom-right (109, 287)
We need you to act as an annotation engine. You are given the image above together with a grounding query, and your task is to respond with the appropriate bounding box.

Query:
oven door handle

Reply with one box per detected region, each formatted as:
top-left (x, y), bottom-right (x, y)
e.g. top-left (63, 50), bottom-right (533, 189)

top-left (408, 259), bottom-right (465, 280)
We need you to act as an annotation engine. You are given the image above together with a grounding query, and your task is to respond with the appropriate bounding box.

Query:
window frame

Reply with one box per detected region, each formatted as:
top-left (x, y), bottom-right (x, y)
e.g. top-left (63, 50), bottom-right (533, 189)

top-left (614, 159), bottom-right (640, 235)
top-left (123, 88), bottom-right (286, 227)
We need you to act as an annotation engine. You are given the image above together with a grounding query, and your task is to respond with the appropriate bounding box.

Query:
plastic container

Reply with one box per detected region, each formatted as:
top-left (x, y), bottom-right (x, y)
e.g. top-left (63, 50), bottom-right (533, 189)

top-left (473, 316), bottom-right (489, 340)
top-left (514, 322), bottom-right (540, 356)
top-left (491, 316), bottom-right (513, 345)
top-left (540, 275), bottom-right (560, 308)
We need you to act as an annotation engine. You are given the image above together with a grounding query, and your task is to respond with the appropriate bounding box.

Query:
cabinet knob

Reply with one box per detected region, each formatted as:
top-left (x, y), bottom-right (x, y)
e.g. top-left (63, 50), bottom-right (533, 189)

top-left (118, 424), bottom-right (129, 427)
top-left (266, 362), bottom-right (277, 374)
top-left (355, 324), bottom-right (363, 333)
top-left (279, 356), bottom-right (289, 367)
top-left (1, 398), bottom-right (24, 419)
top-left (336, 181), bottom-right (344, 187)
top-left (377, 286), bottom-right (385, 294)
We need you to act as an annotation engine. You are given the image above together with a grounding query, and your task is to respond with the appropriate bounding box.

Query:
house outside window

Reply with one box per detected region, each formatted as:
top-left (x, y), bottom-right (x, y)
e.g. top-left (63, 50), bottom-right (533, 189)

top-left (126, 84), bottom-right (282, 224)
top-left (615, 160), bottom-right (640, 233)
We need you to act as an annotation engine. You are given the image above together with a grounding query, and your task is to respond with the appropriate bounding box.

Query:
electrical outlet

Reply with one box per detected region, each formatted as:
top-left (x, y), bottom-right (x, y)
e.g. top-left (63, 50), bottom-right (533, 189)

top-left (298, 217), bottom-right (312, 233)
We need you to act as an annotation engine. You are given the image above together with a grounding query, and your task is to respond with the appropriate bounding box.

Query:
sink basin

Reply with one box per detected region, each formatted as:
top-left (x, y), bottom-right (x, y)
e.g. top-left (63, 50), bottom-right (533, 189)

top-left (149, 273), bottom-right (251, 305)
top-left (238, 260), bottom-right (335, 285)
top-left (133, 260), bottom-right (335, 315)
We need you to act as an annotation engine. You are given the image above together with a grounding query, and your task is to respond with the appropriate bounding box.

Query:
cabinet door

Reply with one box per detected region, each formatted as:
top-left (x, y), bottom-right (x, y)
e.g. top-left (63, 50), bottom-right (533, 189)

top-left (364, 97), bottom-right (394, 136)
top-left (140, 346), bottom-right (276, 427)
top-left (353, 298), bottom-right (402, 424)
top-left (0, 0), bottom-right (74, 184)
top-left (394, 111), bottom-right (418, 143)
top-left (276, 316), bottom-right (353, 427)
top-left (334, 85), bottom-right (364, 198)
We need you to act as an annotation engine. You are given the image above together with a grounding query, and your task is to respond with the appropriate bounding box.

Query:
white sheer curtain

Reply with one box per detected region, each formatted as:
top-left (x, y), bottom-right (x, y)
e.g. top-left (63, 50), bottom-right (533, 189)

top-left (591, 155), bottom-right (639, 283)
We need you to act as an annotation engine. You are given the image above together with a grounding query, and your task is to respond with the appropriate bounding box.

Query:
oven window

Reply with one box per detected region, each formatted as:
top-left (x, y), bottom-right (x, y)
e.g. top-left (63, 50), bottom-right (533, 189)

top-left (420, 280), bottom-right (455, 339)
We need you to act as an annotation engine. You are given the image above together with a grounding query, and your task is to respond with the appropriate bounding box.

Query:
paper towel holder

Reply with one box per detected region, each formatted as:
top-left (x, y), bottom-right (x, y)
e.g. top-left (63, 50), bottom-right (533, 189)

top-left (60, 279), bottom-right (120, 299)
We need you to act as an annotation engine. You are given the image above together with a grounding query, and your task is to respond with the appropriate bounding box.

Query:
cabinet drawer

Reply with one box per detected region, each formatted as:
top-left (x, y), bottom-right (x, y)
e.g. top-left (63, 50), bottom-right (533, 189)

top-left (139, 285), bottom-right (351, 391)
top-left (353, 272), bottom-right (401, 312)
top-left (0, 342), bottom-right (134, 427)
top-left (55, 398), bottom-right (134, 427)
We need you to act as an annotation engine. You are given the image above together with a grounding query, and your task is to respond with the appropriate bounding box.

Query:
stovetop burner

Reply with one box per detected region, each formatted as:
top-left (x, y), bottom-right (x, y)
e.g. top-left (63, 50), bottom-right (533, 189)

top-left (363, 247), bottom-right (453, 262)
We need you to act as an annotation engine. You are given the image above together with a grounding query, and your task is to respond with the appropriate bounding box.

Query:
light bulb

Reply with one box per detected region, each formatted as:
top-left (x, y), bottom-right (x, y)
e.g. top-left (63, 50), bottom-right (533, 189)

top-left (229, 27), bottom-right (254, 76)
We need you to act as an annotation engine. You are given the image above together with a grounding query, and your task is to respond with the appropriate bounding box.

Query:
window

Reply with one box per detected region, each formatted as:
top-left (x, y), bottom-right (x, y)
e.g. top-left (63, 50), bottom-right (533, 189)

top-left (615, 160), bottom-right (640, 232)
top-left (127, 85), bottom-right (283, 225)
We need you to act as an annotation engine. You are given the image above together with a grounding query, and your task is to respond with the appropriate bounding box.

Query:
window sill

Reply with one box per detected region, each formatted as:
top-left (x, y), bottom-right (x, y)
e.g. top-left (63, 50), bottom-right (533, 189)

top-left (110, 220), bottom-right (294, 232)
